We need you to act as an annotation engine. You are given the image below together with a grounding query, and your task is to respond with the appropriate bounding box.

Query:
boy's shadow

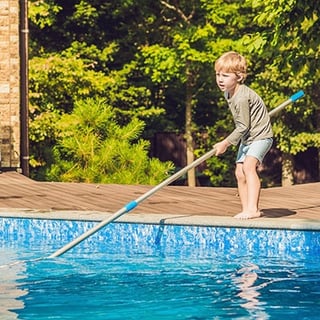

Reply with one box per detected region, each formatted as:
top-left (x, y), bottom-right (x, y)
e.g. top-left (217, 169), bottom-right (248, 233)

top-left (261, 208), bottom-right (296, 218)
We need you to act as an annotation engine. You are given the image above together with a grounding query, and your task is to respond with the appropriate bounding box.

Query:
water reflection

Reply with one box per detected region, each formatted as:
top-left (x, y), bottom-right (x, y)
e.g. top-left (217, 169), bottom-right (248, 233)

top-left (0, 249), bottom-right (27, 319)
top-left (234, 263), bottom-right (269, 319)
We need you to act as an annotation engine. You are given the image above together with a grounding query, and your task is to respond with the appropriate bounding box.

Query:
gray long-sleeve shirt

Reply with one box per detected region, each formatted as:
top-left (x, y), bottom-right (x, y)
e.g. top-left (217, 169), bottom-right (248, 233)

top-left (225, 84), bottom-right (273, 145)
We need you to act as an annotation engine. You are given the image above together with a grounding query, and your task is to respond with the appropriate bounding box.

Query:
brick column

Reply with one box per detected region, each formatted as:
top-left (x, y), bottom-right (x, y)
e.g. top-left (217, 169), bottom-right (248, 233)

top-left (0, 0), bottom-right (20, 169)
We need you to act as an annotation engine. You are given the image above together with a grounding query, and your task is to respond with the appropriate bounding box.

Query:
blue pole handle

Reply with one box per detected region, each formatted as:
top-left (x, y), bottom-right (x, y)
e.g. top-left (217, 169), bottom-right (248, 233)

top-left (125, 200), bottom-right (138, 212)
top-left (290, 90), bottom-right (304, 102)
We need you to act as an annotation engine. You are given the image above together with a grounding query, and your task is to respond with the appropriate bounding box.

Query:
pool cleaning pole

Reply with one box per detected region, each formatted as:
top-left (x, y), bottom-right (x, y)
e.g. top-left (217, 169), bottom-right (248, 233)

top-left (48, 90), bottom-right (304, 258)
top-left (48, 147), bottom-right (217, 258)
top-left (268, 90), bottom-right (304, 117)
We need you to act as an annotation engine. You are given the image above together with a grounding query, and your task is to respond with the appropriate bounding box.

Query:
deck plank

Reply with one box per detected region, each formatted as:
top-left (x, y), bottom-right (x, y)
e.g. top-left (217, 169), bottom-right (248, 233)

top-left (0, 171), bottom-right (319, 222)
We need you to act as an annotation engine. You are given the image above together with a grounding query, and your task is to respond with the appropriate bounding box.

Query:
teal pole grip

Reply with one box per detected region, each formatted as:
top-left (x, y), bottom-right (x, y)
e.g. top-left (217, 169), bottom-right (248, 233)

top-left (125, 200), bottom-right (138, 212)
top-left (290, 90), bottom-right (304, 102)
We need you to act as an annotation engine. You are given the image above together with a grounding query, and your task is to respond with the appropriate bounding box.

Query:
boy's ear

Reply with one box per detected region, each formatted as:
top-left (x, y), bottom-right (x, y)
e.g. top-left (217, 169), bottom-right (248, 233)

top-left (237, 74), bottom-right (244, 82)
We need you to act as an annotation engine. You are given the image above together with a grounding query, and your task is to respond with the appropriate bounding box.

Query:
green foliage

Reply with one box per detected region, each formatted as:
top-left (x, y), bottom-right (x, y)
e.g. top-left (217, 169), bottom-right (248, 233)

top-left (242, 0), bottom-right (320, 162)
top-left (28, 39), bottom-right (166, 179)
top-left (141, 45), bottom-right (180, 83)
top-left (47, 98), bottom-right (174, 184)
top-left (273, 122), bottom-right (320, 154)
top-left (29, 109), bottom-right (61, 176)
top-left (29, 41), bottom-right (114, 114)
top-left (28, 0), bottom-right (320, 185)
top-left (195, 114), bottom-right (237, 187)
top-left (73, 0), bottom-right (99, 27)
top-left (250, 0), bottom-right (320, 59)
top-left (29, 0), bottom-right (62, 28)
top-left (140, 24), bottom-right (217, 83)
top-left (290, 133), bottom-right (320, 154)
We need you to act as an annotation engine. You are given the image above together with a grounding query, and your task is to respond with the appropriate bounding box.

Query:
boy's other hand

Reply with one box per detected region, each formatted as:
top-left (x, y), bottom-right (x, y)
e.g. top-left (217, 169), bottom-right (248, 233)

top-left (213, 139), bottom-right (230, 156)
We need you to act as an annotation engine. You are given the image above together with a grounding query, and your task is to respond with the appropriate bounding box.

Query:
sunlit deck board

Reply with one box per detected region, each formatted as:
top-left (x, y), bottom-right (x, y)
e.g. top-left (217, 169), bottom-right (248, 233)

top-left (0, 171), bottom-right (319, 230)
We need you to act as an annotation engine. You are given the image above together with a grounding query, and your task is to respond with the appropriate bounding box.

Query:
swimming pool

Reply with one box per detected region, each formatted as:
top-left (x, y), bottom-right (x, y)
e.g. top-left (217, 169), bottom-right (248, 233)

top-left (1, 217), bottom-right (320, 319)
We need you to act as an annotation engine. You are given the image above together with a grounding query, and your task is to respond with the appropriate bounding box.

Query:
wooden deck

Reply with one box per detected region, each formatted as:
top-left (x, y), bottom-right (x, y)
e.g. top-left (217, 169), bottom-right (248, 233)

top-left (0, 171), bottom-right (319, 230)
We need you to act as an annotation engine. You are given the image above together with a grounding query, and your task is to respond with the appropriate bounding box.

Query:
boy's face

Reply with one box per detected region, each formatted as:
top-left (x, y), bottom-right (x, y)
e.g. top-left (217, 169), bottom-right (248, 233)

top-left (215, 71), bottom-right (240, 94)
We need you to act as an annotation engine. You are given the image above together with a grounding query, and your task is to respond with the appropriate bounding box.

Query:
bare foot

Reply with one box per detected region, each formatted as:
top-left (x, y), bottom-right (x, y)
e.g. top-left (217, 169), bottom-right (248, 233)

top-left (234, 211), bottom-right (262, 219)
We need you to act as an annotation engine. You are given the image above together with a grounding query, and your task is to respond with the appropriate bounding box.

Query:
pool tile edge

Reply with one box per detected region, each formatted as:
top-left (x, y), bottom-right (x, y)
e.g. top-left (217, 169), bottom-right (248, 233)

top-left (0, 209), bottom-right (320, 231)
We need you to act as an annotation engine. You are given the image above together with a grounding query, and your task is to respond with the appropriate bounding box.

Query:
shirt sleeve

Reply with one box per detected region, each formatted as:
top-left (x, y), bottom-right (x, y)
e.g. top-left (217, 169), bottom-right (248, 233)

top-left (226, 97), bottom-right (250, 145)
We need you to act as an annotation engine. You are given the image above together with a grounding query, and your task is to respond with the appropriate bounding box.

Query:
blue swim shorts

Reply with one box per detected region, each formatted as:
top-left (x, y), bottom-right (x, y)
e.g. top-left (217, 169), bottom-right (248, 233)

top-left (236, 138), bottom-right (273, 164)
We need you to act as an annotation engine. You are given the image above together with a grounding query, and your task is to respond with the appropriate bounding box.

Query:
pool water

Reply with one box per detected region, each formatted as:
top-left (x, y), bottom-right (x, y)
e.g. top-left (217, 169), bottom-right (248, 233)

top-left (1, 218), bottom-right (320, 319)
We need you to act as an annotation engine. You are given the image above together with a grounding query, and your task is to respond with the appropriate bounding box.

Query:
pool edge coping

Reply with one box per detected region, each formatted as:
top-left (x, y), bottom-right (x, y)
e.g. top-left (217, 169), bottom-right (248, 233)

top-left (1, 209), bottom-right (320, 231)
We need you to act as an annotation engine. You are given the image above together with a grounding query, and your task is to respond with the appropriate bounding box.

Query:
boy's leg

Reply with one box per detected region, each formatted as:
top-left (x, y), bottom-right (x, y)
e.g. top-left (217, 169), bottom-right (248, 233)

top-left (234, 156), bottom-right (261, 219)
top-left (235, 162), bottom-right (247, 213)
top-left (234, 138), bottom-right (272, 219)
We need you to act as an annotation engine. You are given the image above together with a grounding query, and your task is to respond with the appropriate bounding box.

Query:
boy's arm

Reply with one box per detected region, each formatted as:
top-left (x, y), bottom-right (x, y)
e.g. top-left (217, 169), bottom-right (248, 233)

top-left (227, 99), bottom-right (250, 145)
top-left (214, 139), bottom-right (231, 156)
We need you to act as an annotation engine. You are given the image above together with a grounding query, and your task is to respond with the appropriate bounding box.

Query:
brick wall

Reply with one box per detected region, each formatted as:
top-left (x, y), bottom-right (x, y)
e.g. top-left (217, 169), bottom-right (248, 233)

top-left (0, 0), bottom-right (20, 169)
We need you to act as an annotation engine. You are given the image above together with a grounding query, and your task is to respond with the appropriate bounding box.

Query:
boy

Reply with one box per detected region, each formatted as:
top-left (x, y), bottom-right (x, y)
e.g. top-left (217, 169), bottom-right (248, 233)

top-left (213, 51), bottom-right (273, 219)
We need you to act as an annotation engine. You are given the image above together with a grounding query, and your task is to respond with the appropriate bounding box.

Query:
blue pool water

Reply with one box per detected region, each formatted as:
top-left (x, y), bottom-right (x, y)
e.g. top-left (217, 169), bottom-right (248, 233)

top-left (1, 218), bottom-right (320, 319)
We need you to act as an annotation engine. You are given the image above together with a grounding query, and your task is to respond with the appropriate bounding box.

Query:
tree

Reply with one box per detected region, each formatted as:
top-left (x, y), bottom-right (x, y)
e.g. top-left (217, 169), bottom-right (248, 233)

top-left (242, 0), bottom-right (320, 184)
top-left (140, 0), bottom-right (233, 186)
top-left (28, 0), bottom-right (169, 181)
top-left (47, 98), bottom-right (174, 184)
top-left (29, 41), bottom-right (164, 180)
top-left (28, 0), bottom-right (319, 186)
top-left (195, 0), bottom-right (258, 187)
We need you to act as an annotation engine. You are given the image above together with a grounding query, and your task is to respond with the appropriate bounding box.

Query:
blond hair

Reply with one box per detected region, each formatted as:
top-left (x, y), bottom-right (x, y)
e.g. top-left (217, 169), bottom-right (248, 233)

top-left (215, 51), bottom-right (247, 83)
